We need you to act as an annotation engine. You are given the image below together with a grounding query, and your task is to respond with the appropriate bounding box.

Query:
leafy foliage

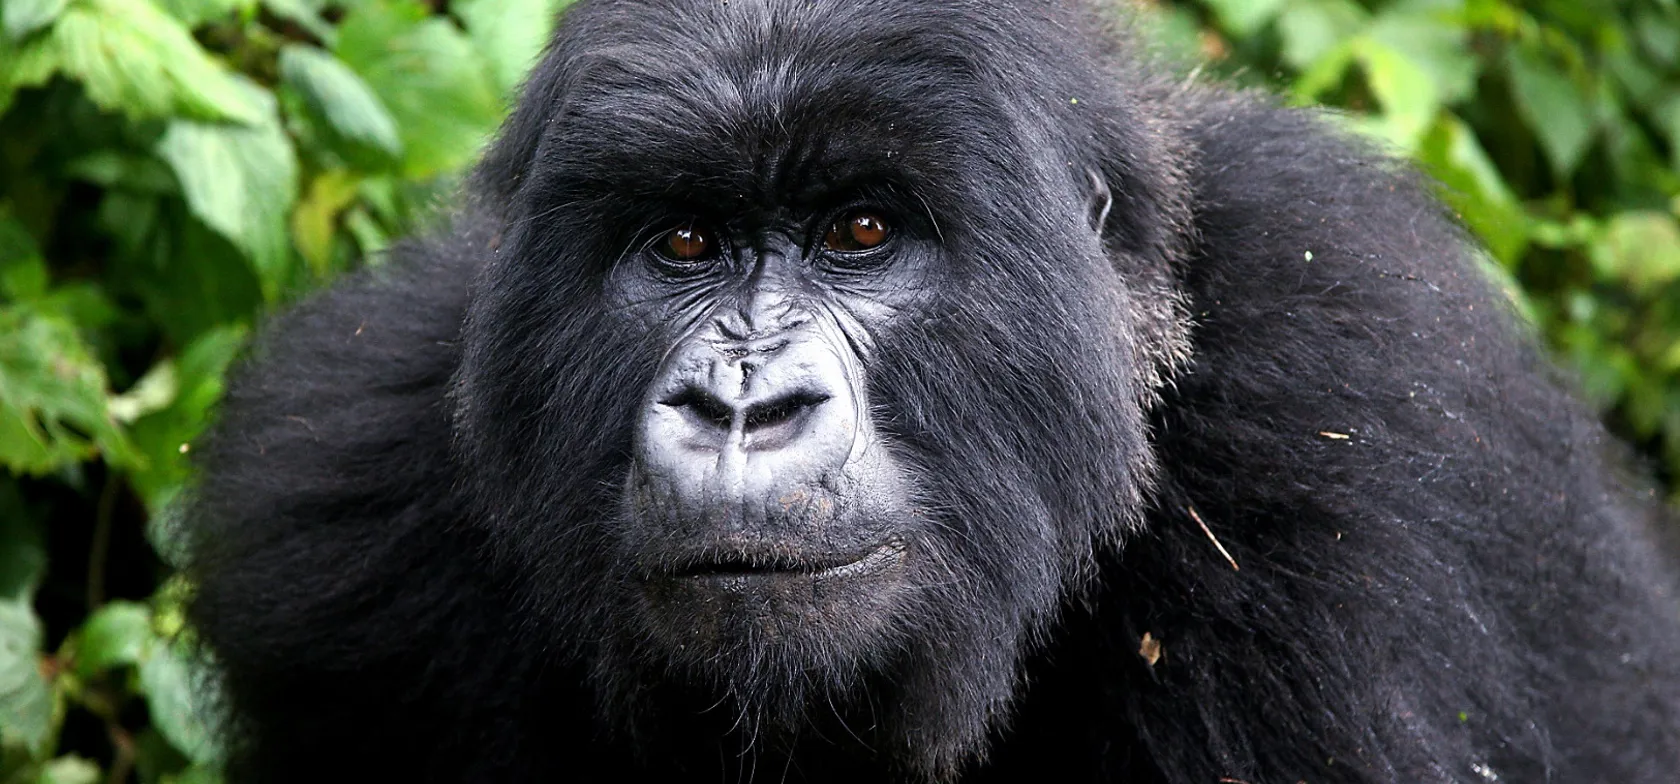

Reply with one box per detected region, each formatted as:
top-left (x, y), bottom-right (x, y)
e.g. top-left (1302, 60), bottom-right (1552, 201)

top-left (0, 1), bottom-right (568, 779)
top-left (0, 0), bottom-right (1673, 779)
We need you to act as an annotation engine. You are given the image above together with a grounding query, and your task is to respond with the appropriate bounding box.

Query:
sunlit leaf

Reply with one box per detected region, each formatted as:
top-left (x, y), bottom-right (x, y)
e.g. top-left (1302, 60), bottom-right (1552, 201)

top-left (1355, 38), bottom-right (1441, 149)
top-left (0, 306), bottom-right (137, 475)
top-left (278, 44), bottom-right (403, 168)
top-left (454, 0), bottom-right (569, 96)
top-left (0, 599), bottom-right (51, 758)
top-left (140, 638), bottom-right (223, 765)
top-left (35, 756), bottom-right (102, 784)
top-left (156, 0), bottom-right (250, 28)
top-left (1276, 0), bottom-right (1368, 71)
top-left (157, 79), bottom-right (300, 299)
top-left (73, 600), bottom-right (152, 677)
top-left (335, 0), bottom-right (502, 179)
top-left (3, 0), bottom-right (69, 42)
top-left (1506, 47), bottom-right (1597, 177)
top-left (1200, 0), bottom-right (1286, 37)
top-left (19, 0), bottom-right (262, 123)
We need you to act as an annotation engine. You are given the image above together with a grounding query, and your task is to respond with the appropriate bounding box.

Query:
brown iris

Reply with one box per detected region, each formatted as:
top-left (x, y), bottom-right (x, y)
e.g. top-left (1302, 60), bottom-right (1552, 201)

top-left (658, 223), bottom-right (713, 261)
top-left (824, 212), bottom-right (890, 252)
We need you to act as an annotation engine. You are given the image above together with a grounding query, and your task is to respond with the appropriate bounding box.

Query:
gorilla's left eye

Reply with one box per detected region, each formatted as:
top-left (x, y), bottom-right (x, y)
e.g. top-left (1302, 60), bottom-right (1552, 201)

top-left (824, 212), bottom-right (891, 253)
top-left (656, 223), bottom-right (716, 262)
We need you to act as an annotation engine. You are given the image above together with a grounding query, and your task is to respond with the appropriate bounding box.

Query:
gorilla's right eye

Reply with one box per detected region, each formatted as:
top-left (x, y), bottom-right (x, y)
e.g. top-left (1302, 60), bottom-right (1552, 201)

top-left (652, 223), bottom-right (718, 268)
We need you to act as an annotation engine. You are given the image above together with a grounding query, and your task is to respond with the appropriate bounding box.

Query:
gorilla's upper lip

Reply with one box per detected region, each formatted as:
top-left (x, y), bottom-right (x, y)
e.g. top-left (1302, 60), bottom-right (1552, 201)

top-left (661, 539), bottom-right (906, 580)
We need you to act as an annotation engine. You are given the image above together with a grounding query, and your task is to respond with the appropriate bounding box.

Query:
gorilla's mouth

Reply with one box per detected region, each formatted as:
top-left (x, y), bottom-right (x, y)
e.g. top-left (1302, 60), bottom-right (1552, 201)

top-left (665, 539), bottom-right (907, 582)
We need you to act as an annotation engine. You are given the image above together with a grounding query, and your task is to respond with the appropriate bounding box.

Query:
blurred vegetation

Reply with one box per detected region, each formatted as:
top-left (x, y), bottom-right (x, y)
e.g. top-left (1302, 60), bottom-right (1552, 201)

top-left (0, 0), bottom-right (1675, 780)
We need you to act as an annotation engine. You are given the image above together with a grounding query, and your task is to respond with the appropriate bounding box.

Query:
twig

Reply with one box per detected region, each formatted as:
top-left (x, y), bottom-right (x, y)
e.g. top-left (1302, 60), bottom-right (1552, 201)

top-left (1188, 505), bottom-right (1240, 571)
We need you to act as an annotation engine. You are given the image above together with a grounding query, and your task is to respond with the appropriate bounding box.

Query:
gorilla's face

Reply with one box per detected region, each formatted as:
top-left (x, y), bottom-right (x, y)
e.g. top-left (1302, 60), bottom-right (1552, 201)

top-left (454, 0), bottom-right (1189, 772)
top-left (619, 207), bottom-right (926, 663)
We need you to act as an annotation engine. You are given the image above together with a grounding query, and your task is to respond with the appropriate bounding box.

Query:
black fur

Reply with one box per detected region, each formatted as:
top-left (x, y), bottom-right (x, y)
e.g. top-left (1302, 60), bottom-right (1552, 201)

top-left (181, 1), bottom-right (1680, 782)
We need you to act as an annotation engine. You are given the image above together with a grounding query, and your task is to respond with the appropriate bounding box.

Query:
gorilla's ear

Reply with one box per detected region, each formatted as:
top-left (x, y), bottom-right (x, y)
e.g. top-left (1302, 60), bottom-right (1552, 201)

top-left (1086, 168), bottom-right (1114, 234)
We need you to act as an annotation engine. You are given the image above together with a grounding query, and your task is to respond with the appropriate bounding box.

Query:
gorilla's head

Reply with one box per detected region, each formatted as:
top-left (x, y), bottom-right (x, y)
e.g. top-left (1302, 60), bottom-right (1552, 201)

top-left (452, 0), bottom-right (1193, 773)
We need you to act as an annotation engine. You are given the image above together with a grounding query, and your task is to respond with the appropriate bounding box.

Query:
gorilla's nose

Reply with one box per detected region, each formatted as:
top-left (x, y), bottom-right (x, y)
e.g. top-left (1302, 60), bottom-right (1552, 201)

top-left (657, 384), bottom-right (833, 452)
top-left (636, 325), bottom-right (867, 516)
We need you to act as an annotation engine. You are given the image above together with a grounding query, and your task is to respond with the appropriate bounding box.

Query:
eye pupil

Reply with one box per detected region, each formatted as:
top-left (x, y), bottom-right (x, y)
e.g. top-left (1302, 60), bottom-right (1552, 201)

top-left (825, 212), bottom-right (890, 252)
top-left (662, 224), bottom-right (711, 261)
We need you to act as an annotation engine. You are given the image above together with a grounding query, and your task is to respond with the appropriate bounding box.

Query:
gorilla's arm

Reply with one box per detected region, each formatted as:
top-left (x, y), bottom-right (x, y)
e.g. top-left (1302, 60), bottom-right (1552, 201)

top-left (1026, 91), bottom-right (1680, 783)
top-left (181, 226), bottom-right (554, 781)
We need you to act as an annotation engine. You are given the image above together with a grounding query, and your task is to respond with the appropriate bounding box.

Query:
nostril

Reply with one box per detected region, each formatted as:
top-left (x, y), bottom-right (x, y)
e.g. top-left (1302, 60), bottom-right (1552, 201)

top-left (661, 387), bottom-right (734, 431)
top-left (743, 391), bottom-right (831, 433)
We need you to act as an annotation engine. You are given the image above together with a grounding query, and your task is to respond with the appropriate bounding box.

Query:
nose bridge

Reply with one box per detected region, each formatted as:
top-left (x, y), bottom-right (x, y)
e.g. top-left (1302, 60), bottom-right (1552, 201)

top-left (712, 248), bottom-right (807, 342)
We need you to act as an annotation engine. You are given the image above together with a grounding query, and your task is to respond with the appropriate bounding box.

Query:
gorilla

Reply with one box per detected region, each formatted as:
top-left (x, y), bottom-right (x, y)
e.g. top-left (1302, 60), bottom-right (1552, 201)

top-left (180, 0), bottom-right (1680, 781)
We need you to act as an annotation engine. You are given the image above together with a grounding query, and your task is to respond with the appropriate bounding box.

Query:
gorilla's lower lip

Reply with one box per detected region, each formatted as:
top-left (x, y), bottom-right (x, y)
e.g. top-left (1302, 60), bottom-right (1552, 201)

top-left (669, 540), bottom-right (907, 581)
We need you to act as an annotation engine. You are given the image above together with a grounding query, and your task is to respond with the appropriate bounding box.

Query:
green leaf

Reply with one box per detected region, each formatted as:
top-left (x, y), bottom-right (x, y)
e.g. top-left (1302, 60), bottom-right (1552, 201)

top-left (35, 756), bottom-right (102, 784)
top-left (139, 639), bottom-right (222, 764)
top-left (1416, 113), bottom-right (1528, 265)
top-left (73, 601), bottom-right (152, 677)
top-left (24, 0), bottom-right (263, 123)
top-left (157, 80), bottom-right (300, 299)
top-left (1200, 0), bottom-right (1286, 37)
top-left (454, 0), bottom-right (568, 96)
top-left (108, 360), bottom-right (179, 424)
top-left (156, 0), bottom-right (249, 28)
top-left (1592, 212), bottom-right (1680, 293)
top-left (1276, 0), bottom-right (1368, 71)
top-left (1365, 8), bottom-right (1478, 105)
top-left (3, 0), bottom-right (69, 42)
top-left (336, 0), bottom-right (503, 179)
top-left (129, 325), bottom-right (246, 519)
top-left (1505, 46), bottom-right (1596, 178)
top-left (0, 215), bottom-right (48, 301)
top-left (278, 44), bottom-right (403, 168)
top-left (0, 306), bottom-right (137, 475)
top-left (1354, 37), bottom-right (1441, 149)
top-left (0, 599), bottom-right (51, 758)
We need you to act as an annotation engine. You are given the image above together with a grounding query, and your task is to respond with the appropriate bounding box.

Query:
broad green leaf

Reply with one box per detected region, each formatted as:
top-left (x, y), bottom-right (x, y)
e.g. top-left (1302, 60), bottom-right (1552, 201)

top-left (0, 215), bottom-right (48, 301)
top-left (3, 0), bottom-right (69, 42)
top-left (1354, 38), bottom-right (1440, 149)
top-left (73, 601), bottom-right (152, 677)
top-left (1276, 0), bottom-right (1368, 71)
top-left (278, 44), bottom-right (403, 168)
top-left (23, 0), bottom-right (261, 123)
top-left (64, 150), bottom-right (180, 194)
top-left (0, 599), bottom-right (51, 758)
top-left (129, 325), bottom-right (246, 518)
top-left (1200, 0), bottom-right (1286, 37)
top-left (156, 0), bottom-right (249, 28)
top-left (454, 0), bottom-right (568, 96)
top-left (1366, 8), bottom-right (1478, 105)
top-left (336, 0), bottom-right (503, 179)
top-left (108, 213), bottom-right (264, 347)
top-left (0, 306), bottom-right (137, 475)
top-left (291, 168), bottom-right (363, 274)
top-left (35, 756), bottom-right (102, 784)
top-left (108, 360), bottom-right (179, 424)
top-left (140, 640), bottom-right (222, 764)
top-left (1593, 212), bottom-right (1680, 293)
top-left (157, 80), bottom-right (300, 299)
top-left (1505, 47), bottom-right (1596, 177)
top-left (1416, 113), bottom-right (1528, 265)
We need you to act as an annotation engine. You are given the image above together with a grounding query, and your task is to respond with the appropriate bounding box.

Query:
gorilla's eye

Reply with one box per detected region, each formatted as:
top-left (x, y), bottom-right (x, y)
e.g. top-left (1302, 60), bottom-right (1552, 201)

top-left (824, 212), bottom-right (891, 253)
top-left (654, 223), bottom-right (717, 265)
